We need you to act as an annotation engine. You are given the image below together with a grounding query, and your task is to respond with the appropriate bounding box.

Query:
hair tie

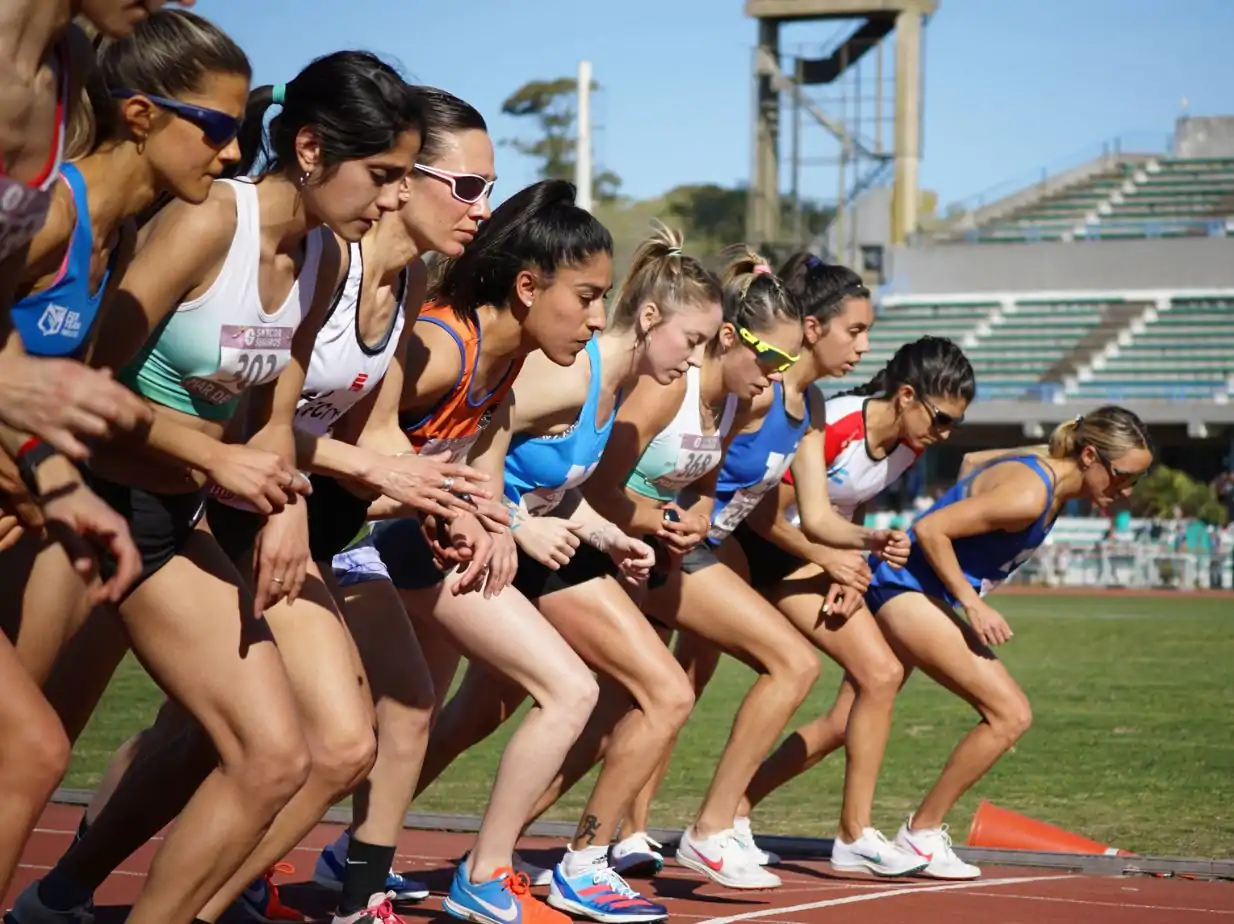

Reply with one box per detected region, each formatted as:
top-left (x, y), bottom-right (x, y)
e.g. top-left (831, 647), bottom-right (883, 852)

top-left (271, 83), bottom-right (287, 105)
top-left (753, 263), bottom-right (772, 276)
top-left (805, 254), bottom-right (822, 268)
top-left (666, 246), bottom-right (682, 257)
top-left (1074, 414), bottom-right (1084, 425)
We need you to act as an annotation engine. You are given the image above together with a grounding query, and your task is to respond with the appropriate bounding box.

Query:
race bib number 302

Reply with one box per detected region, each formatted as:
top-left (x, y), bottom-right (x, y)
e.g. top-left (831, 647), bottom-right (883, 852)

top-left (184, 324), bottom-right (295, 404)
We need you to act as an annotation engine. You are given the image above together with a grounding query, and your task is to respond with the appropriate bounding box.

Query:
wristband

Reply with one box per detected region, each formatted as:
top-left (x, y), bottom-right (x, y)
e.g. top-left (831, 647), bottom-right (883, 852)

top-left (14, 438), bottom-right (60, 498)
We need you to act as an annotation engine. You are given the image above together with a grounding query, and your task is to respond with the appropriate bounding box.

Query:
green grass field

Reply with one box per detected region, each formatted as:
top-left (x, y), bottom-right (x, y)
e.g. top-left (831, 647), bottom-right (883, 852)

top-left (66, 593), bottom-right (1234, 859)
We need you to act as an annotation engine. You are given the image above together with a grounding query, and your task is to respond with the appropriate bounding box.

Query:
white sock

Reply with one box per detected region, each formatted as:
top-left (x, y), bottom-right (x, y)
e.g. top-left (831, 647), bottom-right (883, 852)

top-left (562, 844), bottom-right (609, 876)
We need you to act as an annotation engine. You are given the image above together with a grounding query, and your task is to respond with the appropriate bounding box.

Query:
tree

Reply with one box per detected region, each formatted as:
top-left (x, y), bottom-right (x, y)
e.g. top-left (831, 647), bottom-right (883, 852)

top-left (1133, 465), bottom-right (1228, 526)
top-left (500, 78), bottom-right (622, 202)
top-left (666, 183), bottom-right (747, 246)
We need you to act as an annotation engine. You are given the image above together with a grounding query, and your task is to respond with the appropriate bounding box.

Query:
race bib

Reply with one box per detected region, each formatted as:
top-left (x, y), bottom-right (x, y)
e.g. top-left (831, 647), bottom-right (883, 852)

top-left (708, 451), bottom-right (794, 542)
top-left (295, 393), bottom-right (347, 435)
top-left (0, 178), bottom-right (51, 261)
top-left (651, 434), bottom-right (721, 495)
top-left (418, 433), bottom-right (479, 465)
top-left (184, 324), bottom-right (295, 405)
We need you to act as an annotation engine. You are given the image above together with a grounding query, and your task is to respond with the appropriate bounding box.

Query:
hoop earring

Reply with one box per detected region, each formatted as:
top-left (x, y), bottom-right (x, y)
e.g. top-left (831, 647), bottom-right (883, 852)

top-left (135, 135), bottom-right (147, 155)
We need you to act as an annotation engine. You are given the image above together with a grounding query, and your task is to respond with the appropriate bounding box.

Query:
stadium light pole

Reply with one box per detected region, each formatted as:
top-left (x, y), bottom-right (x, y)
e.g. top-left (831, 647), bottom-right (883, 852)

top-left (575, 59), bottom-right (594, 213)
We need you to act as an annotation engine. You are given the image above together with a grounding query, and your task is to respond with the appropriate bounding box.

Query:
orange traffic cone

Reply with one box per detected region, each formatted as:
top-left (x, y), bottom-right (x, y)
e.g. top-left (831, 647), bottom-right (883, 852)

top-left (967, 800), bottom-right (1134, 856)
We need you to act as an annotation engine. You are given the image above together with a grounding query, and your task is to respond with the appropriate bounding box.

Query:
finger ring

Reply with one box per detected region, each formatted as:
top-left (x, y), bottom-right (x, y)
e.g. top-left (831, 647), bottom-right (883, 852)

top-left (442, 476), bottom-right (455, 492)
top-left (271, 577), bottom-right (284, 584)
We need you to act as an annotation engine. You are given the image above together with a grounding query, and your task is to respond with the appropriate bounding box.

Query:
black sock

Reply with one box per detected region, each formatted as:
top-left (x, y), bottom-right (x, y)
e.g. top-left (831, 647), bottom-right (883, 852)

top-left (36, 867), bottom-right (94, 912)
top-left (339, 838), bottom-right (395, 916)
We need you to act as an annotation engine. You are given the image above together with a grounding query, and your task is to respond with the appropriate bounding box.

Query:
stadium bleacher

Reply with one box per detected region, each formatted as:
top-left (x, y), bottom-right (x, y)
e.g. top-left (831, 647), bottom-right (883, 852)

top-left (966, 155), bottom-right (1234, 243)
top-left (824, 293), bottom-right (1234, 403)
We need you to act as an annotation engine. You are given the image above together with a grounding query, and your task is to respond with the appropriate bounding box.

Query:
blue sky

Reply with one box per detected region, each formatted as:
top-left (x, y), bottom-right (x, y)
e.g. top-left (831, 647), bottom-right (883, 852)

top-left (204, 0), bottom-right (1234, 211)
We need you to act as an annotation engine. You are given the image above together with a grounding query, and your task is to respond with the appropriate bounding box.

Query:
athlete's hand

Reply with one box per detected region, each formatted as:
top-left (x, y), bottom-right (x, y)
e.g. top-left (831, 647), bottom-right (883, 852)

top-left (816, 548), bottom-right (871, 591)
top-left (962, 598), bottom-right (1013, 647)
top-left (205, 444), bottom-right (307, 515)
top-left (0, 356), bottom-right (151, 460)
top-left (468, 494), bottom-right (512, 533)
top-left (867, 528), bottom-right (911, 567)
top-left (0, 452), bottom-right (44, 531)
top-left (481, 530), bottom-right (518, 598)
top-left (656, 502), bottom-right (709, 555)
top-left (441, 512), bottom-right (493, 596)
top-left (252, 499), bottom-right (310, 616)
top-left (822, 580), bottom-right (865, 620)
top-left (38, 464), bottom-right (141, 604)
top-left (602, 530), bottom-right (656, 585)
top-left (514, 514), bottom-right (581, 570)
top-left (0, 512), bottom-right (24, 553)
top-left (372, 451), bottom-right (491, 519)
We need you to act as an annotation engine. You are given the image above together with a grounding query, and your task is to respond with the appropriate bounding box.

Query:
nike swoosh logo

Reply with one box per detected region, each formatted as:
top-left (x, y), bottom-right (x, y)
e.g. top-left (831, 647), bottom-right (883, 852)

top-left (470, 894), bottom-right (519, 923)
top-left (905, 842), bottom-right (934, 862)
top-left (692, 847), bottom-right (724, 872)
top-left (346, 859), bottom-right (365, 866)
top-left (856, 852), bottom-right (882, 864)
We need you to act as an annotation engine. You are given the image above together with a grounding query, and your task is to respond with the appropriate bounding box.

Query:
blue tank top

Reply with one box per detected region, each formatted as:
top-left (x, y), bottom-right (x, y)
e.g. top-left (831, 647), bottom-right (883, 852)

top-left (708, 381), bottom-right (811, 543)
top-left (504, 338), bottom-right (619, 515)
top-left (11, 164), bottom-right (115, 358)
top-left (867, 455), bottom-right (1058, 606)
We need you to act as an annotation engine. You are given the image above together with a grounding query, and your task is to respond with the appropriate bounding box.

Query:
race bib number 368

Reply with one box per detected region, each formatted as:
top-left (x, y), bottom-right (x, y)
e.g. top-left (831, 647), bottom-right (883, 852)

top-left (184, 324), bottom-right (295, 404)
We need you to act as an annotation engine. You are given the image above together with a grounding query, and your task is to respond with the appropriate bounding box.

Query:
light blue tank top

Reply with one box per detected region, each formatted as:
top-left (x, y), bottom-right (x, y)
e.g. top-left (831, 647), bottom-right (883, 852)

top-left (708, 381), bottom-right (811, 543)
top-left (11, 164), bottom-right (115, 359)
top-left (504, 338), bottom-right (619, 515)
top-left (867, 455), bottom-right (1058, 606)
top-left (625, 365), bottom-right (739, 503)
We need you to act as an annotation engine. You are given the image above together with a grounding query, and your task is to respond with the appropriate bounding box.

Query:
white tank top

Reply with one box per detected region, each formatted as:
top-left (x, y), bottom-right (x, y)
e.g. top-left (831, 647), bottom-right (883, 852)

top-left (123, 177), bottom-right (327, 422)
top-left (788, 392), bottom-right (921, 522)
top-left (626, 365), bottom-right (739, 502)
top-left (295, 242), bottom-right (409, 437)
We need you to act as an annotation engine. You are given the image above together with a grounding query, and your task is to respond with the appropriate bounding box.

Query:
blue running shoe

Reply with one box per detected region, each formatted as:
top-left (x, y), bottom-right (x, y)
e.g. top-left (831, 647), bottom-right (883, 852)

top-left (547, 862), bottom-right (667, 923)
top-left (313, 832), bottom-right (430, 902)
top-left (443, 859), bottom-right (562, 924)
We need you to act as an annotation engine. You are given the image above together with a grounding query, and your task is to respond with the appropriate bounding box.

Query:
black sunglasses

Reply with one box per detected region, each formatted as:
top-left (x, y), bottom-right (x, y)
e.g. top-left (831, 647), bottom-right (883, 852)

top-left (414, 164), bottom-right (495, 204)
top-left (920, 395), bottom-right (963, 431)
top-left (1095, 449), bottom-right (1144, 487)
top-left (111, 89), bottom-right (243, 147)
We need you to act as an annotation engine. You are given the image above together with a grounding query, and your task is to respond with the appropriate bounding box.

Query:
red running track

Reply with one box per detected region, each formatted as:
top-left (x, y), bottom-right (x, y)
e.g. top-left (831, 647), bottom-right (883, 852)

top-left (7, 804), bottom-right (1233, 924)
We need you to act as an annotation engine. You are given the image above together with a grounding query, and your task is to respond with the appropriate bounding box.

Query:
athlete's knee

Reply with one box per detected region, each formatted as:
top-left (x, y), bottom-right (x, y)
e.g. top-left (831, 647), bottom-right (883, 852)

top-left (375, 700), bottom-right (431, 768)
top-left (310, 720), bottom-right (377, 794)
top-left (643, 663), bottom-right (695, 735)
top-left (1, 713), bottom-right (71, 796)
top-left (772, 638), bottom-right (821, 698)
top-left (852, 653), bottom-right (904, 701)
top-left (544, 663), bottom-right (600, 734)
top-left (224, 718), bottom-right (312, 808)
top-left (986, 692), bottom-right (1033, 747)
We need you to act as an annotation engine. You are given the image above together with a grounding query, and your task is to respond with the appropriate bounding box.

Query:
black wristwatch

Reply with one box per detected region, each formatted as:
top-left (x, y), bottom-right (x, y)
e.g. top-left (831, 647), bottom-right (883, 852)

top-left (15, 438), bottom-right (60, 498)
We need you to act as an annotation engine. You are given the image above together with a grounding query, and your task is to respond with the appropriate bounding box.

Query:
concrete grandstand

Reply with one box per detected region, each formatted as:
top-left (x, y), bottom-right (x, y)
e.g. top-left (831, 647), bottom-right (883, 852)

top-left (853, 115), bottom-right (1234, 485)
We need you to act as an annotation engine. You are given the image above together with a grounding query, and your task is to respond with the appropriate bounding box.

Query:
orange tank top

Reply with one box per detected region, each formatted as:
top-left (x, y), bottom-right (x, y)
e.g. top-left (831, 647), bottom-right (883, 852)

top-left (399, 301), bottom-right (522, 462)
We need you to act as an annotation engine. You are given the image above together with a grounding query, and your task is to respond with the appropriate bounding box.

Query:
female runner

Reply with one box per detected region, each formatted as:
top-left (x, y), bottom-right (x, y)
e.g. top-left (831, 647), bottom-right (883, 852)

top-left (864, 405), bottom-right (1151, 879)
top-left (0, 2), bottom-right (217, 900)
top-left (408, 226), bottom-right (723, 924)
top-left (598, 252), bottom-right (908, 889)
top-left (6, 50), bottom-right (421, 924)
top-left (9, 84), bottom-right (495, 924)
top-left (0, 0), bottom-right (168, 457)
top-left (725, 335), bottom-right (975, 877)
top-left (334, 178), bottom-right (612, 924)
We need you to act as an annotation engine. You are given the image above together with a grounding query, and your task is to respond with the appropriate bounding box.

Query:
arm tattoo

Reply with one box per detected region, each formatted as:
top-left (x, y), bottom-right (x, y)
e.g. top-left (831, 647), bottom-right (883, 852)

top-left (586, 525), bottom-right (611, 551)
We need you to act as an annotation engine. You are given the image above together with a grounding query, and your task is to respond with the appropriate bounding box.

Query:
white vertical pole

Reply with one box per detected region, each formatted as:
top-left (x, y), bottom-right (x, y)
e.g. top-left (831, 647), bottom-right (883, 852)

top-left (575, 59), bottom-right (594, 212)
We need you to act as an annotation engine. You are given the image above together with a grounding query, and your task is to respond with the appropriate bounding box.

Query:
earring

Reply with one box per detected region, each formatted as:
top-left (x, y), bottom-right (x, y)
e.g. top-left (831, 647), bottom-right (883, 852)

top-left (135, 135), bottom-right (147, 155)
top-left (297, 170), bottom-right (311, 189)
